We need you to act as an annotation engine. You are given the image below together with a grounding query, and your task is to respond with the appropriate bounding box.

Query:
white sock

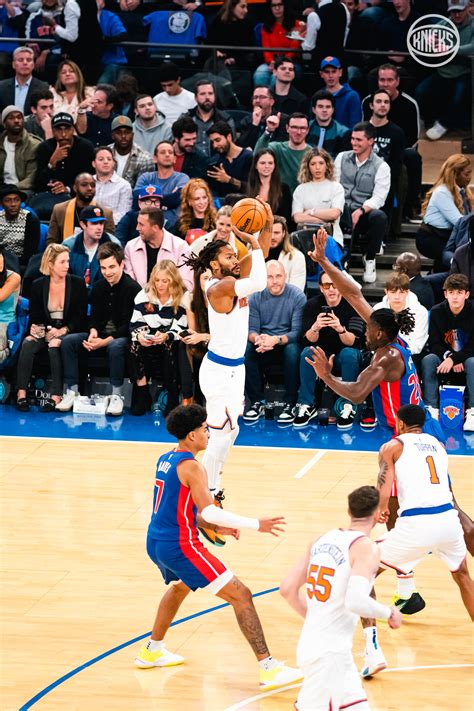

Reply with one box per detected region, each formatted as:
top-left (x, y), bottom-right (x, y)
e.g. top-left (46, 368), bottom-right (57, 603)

top-left (396, 573), bottom-right (416, 599)
top-left (258, 655), bottom-right (277, 671)
top-left (147, 638), bottom-right (164, 652)
top-left (363, 626), bottom-right (378, 651)
top-left (66, 384), bottom-right (79, 395)
top-left (112, 385), bottom-right (122, 396)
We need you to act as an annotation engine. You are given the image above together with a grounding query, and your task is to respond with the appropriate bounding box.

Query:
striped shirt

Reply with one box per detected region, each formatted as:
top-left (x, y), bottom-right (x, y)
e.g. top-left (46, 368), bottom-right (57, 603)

top-left (129, 289), bottom-right (188, 341)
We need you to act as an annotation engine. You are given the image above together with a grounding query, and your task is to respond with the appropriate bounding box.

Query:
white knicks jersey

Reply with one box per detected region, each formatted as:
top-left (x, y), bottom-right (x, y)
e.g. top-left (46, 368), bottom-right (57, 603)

top-left (394, 433), bottom-right (452, 514)
top-left (204, 278), bottom-right (250, 359)
top-left (297, 529), bottom-right (370, 666)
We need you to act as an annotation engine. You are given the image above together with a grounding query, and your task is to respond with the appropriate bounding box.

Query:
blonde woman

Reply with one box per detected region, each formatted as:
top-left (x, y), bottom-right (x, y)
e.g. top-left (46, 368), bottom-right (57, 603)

top-left (128, 259), bottom-right (193, 415)
top-left (417, 154), bottom-right (472, 269)
top-left (176, 178), bottom-right (216, 242)
top-left (50, 61), bottom-right (94, 121)
top-left (189, 205), bottom-right (248, 260)
top-left (16, 244), bottom-right (88, 412)
top-left (268, 215), bottom-right (306, 290)
top-left (292, 147), bottom-right (346, 247)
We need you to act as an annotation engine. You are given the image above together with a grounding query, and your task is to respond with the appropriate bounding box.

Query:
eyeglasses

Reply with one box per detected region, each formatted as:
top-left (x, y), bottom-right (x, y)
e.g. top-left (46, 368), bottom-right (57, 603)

top-left (320, 282), bottom-right (336, 290)
top-left (140, 198), bottom-right (161, 205)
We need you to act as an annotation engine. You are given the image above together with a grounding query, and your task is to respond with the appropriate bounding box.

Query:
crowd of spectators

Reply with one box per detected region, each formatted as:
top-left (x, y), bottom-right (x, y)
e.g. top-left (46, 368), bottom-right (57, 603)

top-left (0, 0), bottom-right (473, 429)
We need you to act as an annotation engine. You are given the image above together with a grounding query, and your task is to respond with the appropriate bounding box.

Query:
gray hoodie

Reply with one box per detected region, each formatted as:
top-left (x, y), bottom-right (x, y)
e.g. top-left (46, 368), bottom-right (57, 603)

top-left (132, 112), bottom-right (173, 155)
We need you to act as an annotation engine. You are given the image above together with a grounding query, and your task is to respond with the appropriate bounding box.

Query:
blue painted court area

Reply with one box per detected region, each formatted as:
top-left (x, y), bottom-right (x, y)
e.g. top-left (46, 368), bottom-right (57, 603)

top-left (1, 404), bottom-right (473, 454)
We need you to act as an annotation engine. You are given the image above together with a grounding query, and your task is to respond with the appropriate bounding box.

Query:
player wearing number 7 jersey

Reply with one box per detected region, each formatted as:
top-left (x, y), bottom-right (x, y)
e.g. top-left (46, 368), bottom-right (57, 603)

top-left (281, 485), bottom-right (402, 711)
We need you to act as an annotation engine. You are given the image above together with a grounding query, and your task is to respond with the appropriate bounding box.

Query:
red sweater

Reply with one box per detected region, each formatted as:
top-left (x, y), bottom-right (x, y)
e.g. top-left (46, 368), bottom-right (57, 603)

top-left (261, 22), bottom-right (301, 64)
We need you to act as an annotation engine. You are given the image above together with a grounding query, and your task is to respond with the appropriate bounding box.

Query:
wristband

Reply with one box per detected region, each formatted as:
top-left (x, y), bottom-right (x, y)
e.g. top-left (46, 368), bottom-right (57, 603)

top-left (338, 327), bottom-right (346, 335)
top-left (77, 109), bottom-right (87, 115)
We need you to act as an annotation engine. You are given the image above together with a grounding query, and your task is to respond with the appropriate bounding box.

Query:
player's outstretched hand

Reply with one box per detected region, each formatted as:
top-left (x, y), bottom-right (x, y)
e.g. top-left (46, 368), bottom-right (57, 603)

top-left (387, 606), bottom-right (402, 629)
top-left (258, 516), bottom-right (286, 536)
top-left (305, 346), bottom-right (334, 378)
top-left (216, 526), bottom-right (240, 540)
top-left (308, 226), bottom-right (328, 263)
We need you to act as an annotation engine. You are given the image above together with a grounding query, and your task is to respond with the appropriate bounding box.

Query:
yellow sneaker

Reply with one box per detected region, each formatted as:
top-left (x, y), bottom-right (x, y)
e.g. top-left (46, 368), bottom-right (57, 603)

top-left (259, 662), bottom-right (303, 690)
top-left (134, 644), bottom-right (185, 668)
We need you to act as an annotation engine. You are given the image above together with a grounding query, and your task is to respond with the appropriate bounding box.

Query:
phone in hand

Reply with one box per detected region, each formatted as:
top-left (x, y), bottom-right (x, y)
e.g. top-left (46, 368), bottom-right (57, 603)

top-left (144, 334), bottom-right (155, 340)
top-left (321, 306), bottom-right (333, 315)
top-left (180, 329), bottom-right (190, 338)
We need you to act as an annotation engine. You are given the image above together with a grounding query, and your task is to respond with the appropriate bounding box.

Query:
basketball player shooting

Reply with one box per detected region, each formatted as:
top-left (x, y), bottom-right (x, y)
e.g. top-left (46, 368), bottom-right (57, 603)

top-left (185, 198), bottom-right (273, 546)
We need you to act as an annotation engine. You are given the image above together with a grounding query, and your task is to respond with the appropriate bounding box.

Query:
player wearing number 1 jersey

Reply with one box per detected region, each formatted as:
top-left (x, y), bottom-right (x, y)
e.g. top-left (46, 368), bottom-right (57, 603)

top-left (281, 485), bottom-right (402, 711)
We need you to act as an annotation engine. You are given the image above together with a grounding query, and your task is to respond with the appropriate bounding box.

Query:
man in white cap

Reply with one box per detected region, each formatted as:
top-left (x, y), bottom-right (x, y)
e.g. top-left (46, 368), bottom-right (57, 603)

top-left (0, 105), bottom-right (41, 193)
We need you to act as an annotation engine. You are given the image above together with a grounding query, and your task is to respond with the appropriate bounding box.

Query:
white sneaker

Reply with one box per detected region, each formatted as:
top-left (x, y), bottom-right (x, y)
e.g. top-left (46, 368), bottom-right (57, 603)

top-left (55, 390), bottom-right (76, 412)
top-left (363, 258), bottom-right (376, 283)
top-left (259, 661), bottom-right (303, 690)
top-left (426, 405), bottom-right (439, 421)
top-left (361, 644), bottom-right (387, 678)
top-left (463, 407), bottom-right (474, 431)
top-left (426, 120), bottom-right (448, 140)
top-left (134, 643), bottom-right (185, 668)
top-left (106, 394), bottom-right (124, 416)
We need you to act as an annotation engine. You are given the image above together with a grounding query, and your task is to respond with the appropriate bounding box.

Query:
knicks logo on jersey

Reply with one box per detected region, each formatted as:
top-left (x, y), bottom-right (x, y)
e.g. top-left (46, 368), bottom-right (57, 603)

top-left (238, 297), bottom-right (248, 309)
top-left (443, 405), bottom-right (460, 420)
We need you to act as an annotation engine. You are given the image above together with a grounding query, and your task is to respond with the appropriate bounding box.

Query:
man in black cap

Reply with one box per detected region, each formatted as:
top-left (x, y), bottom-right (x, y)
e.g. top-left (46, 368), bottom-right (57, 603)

top-left (0, 184), bottom-right (40, 271)
top-left (32, 112), bottom-right (95, 219)
top-left (62, 205), bottom-right (121, 293)
top-left (107, 115), bottom-right (154, 188)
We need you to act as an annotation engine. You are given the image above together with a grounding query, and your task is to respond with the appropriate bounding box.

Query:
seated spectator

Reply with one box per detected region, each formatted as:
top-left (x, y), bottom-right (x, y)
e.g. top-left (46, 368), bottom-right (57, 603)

top-left (243, 260), bottom-right (306, 425)
top-left (171, 116), bottom-right (208, 180)
top-left (293, 270), bottom-right (365, 428)
top-left (0, 185), bottom-right (40, 269)
top-left (25, 0), bottom-right (80, 75)
top-left (292, 147), bottom-right (345, 247)
top-left (50, 60), bottom-right (94, 122)
top-left (0, 105), bottom-right (41, 193)
top-left (253, 0), bottom-right (302, 88)
top-left (15, 244), bottom-right (87, 412)
top-left (206, 0), bottom-right (255, 73)
top-left (450, 232), bottom-right (474, 294)
top-left (335, 121), bottom-right (390, 283)
top-left (115, 184), bottom-right (162, 246)
top-left (63, 205), bottom-right (121, 292)
top-left (189, 205), bottom-right (248, 260)
top-left (0, 247), bottom-right (21, 364)
top-left (24, 89), bottom-right (54, 141)
top-left (132, 94), bottom-right (173, 156)
top-left (153, 62), bottom-right (196, 124)
top-left (319, 56), bottom-right (362, 130)
top-left (76, 84), bottom-right (118, 147)
top-left (307, 90), bottom-right (351, 158)
top-left (308, 0), bottom-right (347, 71)
top-left (93, 145), bottom-right (133, 224)
top-left (32, 112), bottom-right (95, 219)
top-left (421, 273), bottom-right (474, 431)
top-left (237, 86), bottom-right (289, 150)
top-left (0, 5), bottom-right (20, 75)
top-left (376, 0), bottom-right (420, 86)
top-left (124, 207), bottom-right (193, 291)
top-left (114, 72), bottom-right (138, 121)
top-left (57, 242), bottom-right (141, 415)
top-left (368, 89), bottom-right (405, 199)
top-left (184, 80), bottom-right (235, 158)
top-left (96, 0), bottom-right (128, 84)
top-left (0, 46), bottom-right (49, 116)
top-left (246, 148), bottom-right (292, 226)
top-left (416, 154), bottom-right (472, 271)
top-left (107, 115), bottom-right (154, 188)
top-left (418, 1), bottom-right (472, 141)
top-left (272, 58), bottom-right (309, 116)
top-left (128, 259), bottom-right (193, 415)
top-left (256, 112), bottom-right (310, 193)
top-left (47, 172), bottom-right (115, 245)
top-left (373, 272), bottom-right (428, 369)
top-left (135, 140), bottom-right (189, 228)
top-left (182, 263), bottom-right (211, 405)
top-left (266, 215), bottom-right (306, 291)
top-left (392, 251), bottom-right (434, 310)
top-left (174, 179), bottom-right (216, 242)
top-left (206, 121), bottom-right (253, 198)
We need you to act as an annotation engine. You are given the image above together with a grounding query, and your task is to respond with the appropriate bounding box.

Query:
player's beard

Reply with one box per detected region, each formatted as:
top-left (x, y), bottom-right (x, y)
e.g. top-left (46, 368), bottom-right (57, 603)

top-left (220, 266), bottom-right (240, 278)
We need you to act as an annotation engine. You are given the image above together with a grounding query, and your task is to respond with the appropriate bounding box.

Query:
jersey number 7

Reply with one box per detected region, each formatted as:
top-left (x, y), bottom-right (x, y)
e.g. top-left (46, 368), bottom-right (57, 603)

top-left (154, 479), bottom-right (165, 513)
top-left (306, 564), bottom-right (335, 602)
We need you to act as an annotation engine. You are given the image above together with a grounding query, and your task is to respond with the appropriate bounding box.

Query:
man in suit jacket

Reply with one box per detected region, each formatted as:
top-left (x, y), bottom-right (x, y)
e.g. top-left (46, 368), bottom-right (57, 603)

top-left (47, 172), bottom-right (115, 245)
top-left (0, 47), bottom-right (49, 117)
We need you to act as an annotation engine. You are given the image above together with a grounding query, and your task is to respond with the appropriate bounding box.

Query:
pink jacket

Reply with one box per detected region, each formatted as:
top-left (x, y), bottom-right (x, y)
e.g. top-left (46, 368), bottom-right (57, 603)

top-left (124, 230), bottom-right (194, 291)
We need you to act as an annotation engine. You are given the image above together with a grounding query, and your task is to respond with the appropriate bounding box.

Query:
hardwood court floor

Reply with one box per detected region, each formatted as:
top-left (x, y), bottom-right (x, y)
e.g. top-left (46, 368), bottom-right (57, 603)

top-left (1, 437), bottom-right (473, 711)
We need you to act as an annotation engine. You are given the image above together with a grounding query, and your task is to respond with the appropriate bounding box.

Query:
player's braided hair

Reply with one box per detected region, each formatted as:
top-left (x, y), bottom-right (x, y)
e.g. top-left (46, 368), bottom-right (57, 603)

top-left (183, 240), bottom-right (230, 273)
top-left (370, 307), bottom-right (415, 340)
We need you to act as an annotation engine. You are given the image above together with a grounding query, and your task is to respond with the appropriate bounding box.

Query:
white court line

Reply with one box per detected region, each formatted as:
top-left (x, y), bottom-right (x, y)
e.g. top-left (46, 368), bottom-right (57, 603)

top-left (223, 664), bottom-right (474, 711)
top-left (294, 450), bottom-right (326, 479)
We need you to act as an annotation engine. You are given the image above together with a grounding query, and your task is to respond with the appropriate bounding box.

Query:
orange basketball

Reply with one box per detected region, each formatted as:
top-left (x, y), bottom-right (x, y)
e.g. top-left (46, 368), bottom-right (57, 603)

top-left (230, 198), bottom-right (266, 235)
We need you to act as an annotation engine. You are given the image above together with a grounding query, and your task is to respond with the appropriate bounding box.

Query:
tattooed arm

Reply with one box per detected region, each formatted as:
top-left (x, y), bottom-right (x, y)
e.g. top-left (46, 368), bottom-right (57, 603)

top-left (377, 440), bottom-right (403, 523)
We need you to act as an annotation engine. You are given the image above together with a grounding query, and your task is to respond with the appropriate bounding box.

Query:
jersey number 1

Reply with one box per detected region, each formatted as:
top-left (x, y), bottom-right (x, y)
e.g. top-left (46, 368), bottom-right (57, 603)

top-left (306, 565), bottom-right (335, 602)
top-left (425, 456), bottom-right (440, 485)
top-left (154, 479), bottom-right (165, 513)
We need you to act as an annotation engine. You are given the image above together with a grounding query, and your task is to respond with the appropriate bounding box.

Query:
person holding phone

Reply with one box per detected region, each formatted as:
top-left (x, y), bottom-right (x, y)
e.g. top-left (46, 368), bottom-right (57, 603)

top-left (293, 270), bottom-right (365, 428)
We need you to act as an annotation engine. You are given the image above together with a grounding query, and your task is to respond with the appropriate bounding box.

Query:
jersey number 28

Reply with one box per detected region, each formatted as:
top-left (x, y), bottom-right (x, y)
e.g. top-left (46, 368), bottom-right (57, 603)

top-left (306, 564), bottom-right (335, 602)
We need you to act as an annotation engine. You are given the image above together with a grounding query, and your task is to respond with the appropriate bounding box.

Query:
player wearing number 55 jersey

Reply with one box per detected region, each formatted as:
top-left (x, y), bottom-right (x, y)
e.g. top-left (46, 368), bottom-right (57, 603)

top-left (281, 486), bottom-right (402, 711)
